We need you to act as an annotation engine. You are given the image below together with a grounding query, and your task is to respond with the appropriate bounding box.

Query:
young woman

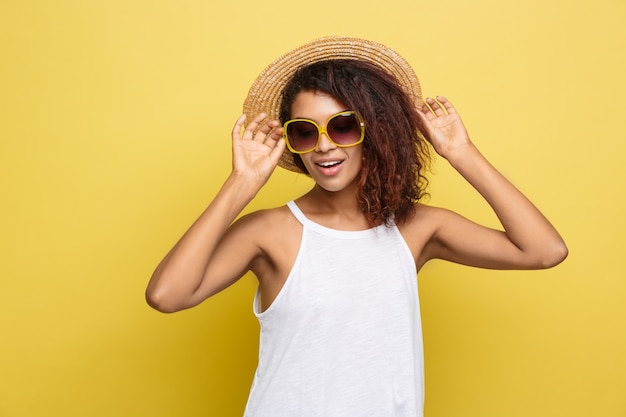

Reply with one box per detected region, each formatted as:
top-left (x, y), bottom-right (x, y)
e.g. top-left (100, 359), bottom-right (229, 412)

top-left (146, 37), bottom-right (567, 417)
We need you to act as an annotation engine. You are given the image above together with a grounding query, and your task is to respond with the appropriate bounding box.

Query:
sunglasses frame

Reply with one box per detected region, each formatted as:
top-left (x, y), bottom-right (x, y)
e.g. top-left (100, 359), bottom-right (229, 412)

top-left (282, 111), bottom-right (365, 154)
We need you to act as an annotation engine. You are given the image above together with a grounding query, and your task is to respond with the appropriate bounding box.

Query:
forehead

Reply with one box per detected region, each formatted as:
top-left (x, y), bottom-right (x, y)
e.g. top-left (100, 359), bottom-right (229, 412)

top-left (290, 91), bottom-right (349, 121)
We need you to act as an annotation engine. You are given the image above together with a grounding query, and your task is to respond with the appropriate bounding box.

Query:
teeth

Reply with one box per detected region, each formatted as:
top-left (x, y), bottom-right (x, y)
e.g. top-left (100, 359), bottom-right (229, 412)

top-left (317, 161), bottom-right (341, 167)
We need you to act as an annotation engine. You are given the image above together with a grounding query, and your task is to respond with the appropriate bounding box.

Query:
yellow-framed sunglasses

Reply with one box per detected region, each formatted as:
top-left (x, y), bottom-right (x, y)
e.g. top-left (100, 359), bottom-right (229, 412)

top-left (282, 111), bottom-right (365, 154)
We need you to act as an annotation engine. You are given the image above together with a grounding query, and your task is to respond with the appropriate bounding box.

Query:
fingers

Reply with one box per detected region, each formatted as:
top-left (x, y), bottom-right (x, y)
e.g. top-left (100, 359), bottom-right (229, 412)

top-left (232, 112), bottom-right (266, 140)
top-left (269, 134), bottom-right (287, 164)
top-left (232, 113), bottom-right (283, 145)
top-left (421, 96), bottom-right (457, 118)
top-left (247, 113), bottom-right (270, 140)
top-left (231, 113), bottom-right (248, 140)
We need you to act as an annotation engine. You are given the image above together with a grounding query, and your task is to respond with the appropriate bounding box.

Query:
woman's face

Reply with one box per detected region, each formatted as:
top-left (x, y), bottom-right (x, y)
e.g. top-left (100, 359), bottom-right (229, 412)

top-left (289, 91), bottom-right (363, 193)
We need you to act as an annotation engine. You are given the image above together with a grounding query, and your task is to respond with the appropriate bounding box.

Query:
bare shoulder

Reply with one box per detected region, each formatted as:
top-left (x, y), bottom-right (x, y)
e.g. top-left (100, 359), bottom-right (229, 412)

top-left (400, 202), bottom-right (450, 236)
top-left (234, 204), bottom-right (300, 238)
top-left (231, 204), bottom-right (302, 269)
top-left (398, 203), bottom-right (458, 269)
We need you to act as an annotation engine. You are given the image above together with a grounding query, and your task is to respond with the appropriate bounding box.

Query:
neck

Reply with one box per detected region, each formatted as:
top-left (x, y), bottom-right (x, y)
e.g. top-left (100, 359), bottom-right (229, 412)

top-left (311, 182), bottom-right (360, 210)
top-left (296, 183), bottom-right (371, 230)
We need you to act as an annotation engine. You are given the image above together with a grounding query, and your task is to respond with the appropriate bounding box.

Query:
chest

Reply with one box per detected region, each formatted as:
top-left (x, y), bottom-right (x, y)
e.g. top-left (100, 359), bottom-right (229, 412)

top-left (265, 224), bottom-right (416, 309)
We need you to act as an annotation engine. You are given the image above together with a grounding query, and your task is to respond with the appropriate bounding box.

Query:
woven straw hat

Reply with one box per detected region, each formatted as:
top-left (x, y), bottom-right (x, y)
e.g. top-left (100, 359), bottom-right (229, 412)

top-left (242, 36), bottom-right (422, 173)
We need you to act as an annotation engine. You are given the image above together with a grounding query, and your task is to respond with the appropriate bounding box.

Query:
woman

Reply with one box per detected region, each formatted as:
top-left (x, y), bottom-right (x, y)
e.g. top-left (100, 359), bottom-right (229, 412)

top-left (146, 37), bottom-right (567, 417)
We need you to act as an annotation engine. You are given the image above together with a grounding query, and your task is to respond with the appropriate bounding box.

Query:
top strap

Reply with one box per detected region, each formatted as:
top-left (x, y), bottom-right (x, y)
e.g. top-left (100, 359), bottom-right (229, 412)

top-left (286, 200), bottom-right (309, 226)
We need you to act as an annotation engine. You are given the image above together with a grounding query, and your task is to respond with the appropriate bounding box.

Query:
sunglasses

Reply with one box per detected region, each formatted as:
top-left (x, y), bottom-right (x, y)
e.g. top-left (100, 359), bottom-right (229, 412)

top-left (282, 111), bottom-right (365, 154)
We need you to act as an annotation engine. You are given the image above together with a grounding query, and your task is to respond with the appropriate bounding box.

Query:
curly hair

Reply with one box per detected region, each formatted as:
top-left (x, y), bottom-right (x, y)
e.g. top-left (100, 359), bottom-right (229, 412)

top-left (278, 59), bottom-right (431, 226)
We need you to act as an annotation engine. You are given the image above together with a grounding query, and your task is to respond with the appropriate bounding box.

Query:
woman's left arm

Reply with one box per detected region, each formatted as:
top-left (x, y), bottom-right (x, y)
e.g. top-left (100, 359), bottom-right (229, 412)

top-left (418, 96), bottom-right (568, 269)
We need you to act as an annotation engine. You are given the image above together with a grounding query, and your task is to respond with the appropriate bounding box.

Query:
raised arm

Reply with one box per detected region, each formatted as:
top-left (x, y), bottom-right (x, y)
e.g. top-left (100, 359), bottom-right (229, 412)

top-left (417, 97), bottom-right (567, 270)
top-left (145, 113), bottom-right (286, 313)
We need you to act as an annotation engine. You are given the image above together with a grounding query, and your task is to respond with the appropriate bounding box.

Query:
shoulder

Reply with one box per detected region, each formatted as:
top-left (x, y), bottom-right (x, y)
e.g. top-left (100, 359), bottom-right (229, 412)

top-left (231, 204), bottom-right (301, 247)
top-left (398, 202), bottom-right (461, 268)
top-left (236, 204), bottom-right (296, 229)
top-left (234, 204), bottom-right (303, 287)
top-left (401, 202), bottom-right (451, 233)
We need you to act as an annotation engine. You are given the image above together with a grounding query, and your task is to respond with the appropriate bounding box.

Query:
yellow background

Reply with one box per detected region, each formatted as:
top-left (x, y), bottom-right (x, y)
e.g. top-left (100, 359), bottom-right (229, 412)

top-left (1, 0), bottom-right (624, 416)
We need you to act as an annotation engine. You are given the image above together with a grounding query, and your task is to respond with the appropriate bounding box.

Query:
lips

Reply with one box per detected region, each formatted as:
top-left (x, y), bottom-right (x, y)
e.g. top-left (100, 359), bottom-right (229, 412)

top-left (314, 159), bottom-right (344, 175)
top-left (316, 160), bottom-right (342, 168)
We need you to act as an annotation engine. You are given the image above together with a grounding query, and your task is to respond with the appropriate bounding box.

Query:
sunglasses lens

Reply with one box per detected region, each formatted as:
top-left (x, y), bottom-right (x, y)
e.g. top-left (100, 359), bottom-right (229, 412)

top-left (327, 113), bottom-right (362, 145)
top-left (286, 121), bottom-right (319, 152)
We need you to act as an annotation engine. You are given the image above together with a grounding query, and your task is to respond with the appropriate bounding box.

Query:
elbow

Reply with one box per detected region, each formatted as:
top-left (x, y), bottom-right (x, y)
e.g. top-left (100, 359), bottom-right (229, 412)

top-left (535, 241), bottom-right (569, 269)
top-left (145, 286), bottom-right (182, 314)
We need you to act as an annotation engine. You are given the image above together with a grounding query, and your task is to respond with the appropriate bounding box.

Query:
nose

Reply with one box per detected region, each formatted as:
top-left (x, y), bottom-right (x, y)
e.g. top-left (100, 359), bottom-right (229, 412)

top-left (315, 131), bottom-right (337, 153)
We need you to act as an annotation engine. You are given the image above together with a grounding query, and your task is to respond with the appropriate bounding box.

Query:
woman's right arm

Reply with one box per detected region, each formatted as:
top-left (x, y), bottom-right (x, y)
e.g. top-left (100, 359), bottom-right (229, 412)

top-left (145, 113), bottom-right (285, 313)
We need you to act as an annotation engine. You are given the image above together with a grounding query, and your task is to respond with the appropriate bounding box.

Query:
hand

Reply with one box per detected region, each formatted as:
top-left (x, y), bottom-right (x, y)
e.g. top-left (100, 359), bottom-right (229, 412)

top-left (231, 113), bottom-right (286, 185)
top-left (418, 96), bottom-right (472, 159)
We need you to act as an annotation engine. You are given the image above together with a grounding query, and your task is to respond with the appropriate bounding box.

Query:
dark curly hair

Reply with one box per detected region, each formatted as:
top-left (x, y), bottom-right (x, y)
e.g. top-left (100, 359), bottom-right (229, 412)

top-left (279, 59), bottom-right (431, 226)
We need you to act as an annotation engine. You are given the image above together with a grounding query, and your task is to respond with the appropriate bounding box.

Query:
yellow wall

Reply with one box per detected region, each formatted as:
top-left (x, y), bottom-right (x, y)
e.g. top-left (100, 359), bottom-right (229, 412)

top-left (1, 0), bottom-right (624, 416)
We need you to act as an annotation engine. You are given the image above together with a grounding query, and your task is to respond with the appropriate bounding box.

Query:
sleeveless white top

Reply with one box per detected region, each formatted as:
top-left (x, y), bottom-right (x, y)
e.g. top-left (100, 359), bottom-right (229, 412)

top-left (243, 201), bottom-right (424, 417)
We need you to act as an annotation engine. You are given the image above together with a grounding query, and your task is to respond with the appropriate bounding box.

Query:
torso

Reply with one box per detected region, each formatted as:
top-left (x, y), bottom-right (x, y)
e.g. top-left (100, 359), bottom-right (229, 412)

top-left (244, 200), bottom-right (426, 416)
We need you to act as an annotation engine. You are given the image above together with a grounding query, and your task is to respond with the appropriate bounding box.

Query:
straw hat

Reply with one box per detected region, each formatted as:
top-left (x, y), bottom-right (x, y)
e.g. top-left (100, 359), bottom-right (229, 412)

top-left (242, 36), bottom-right (422, 173)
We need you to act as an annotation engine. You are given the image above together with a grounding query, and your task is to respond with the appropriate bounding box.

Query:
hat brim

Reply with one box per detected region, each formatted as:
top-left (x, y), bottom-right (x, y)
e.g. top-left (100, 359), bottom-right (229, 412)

top-left (242, 36), bottom-right (422, 173)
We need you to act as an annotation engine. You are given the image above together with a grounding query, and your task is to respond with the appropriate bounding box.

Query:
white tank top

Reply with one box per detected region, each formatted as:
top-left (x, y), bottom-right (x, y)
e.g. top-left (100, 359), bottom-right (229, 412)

top-left (244, 201), bottom-right (424, 417)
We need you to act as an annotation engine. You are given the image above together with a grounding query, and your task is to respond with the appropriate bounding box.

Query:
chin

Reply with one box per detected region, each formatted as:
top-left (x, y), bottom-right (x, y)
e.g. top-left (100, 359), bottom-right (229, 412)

top-left (313, 176), bottom-right (360, 194)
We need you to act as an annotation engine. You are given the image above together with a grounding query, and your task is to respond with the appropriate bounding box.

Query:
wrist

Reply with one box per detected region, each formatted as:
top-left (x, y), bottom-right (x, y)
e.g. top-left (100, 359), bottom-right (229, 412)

top-left (226, 171), bottom-right (264, 194)
top-left (441, 142), bottom-right (481, 168)
top-left (217, 173), bottom-right (262, 210)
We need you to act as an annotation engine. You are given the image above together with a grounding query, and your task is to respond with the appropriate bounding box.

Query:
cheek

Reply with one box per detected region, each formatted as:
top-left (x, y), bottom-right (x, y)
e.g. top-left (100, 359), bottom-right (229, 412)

top-left (351, 146), bottom-right (364, 168)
